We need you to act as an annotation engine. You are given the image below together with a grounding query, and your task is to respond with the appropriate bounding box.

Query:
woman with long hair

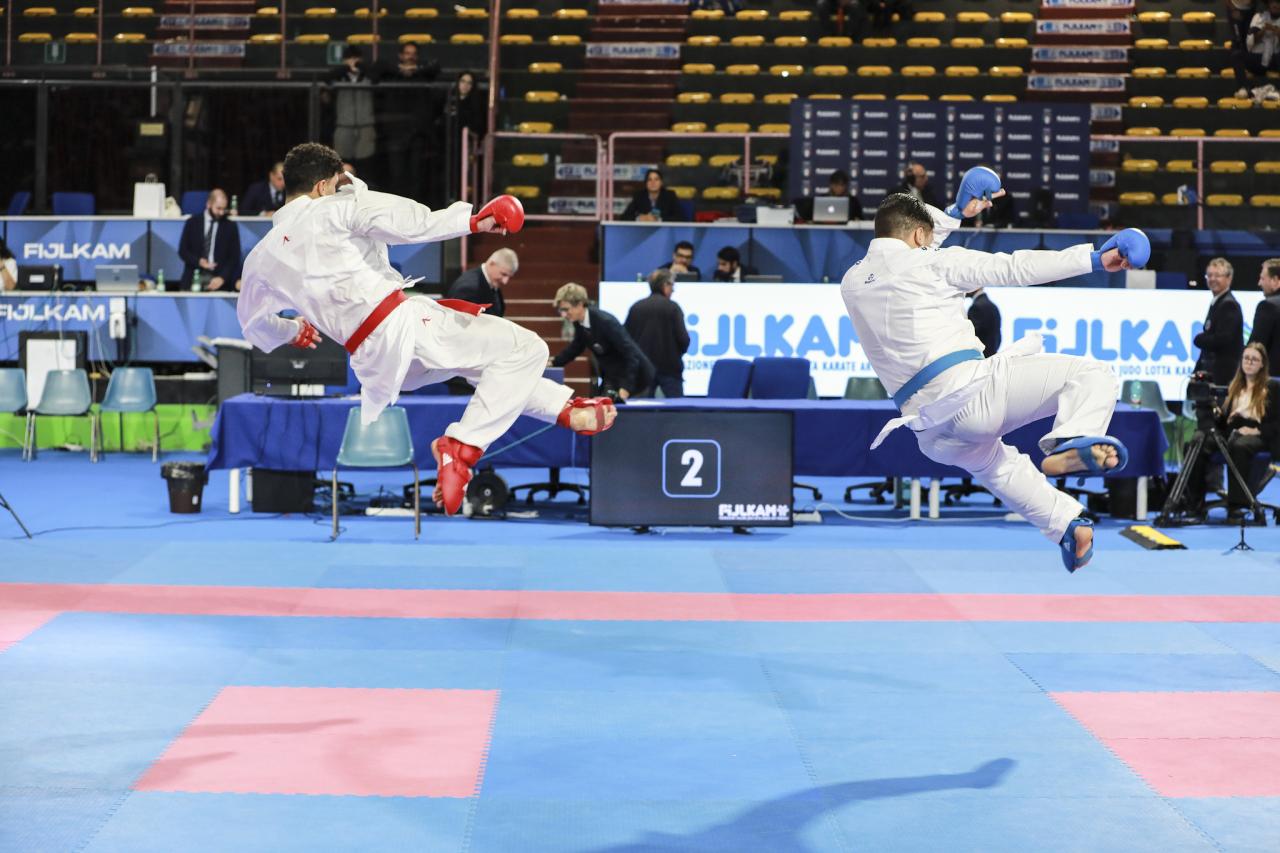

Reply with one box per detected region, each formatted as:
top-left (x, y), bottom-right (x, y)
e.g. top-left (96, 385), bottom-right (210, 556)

top-left (0, 238), bottom-right (16, 291)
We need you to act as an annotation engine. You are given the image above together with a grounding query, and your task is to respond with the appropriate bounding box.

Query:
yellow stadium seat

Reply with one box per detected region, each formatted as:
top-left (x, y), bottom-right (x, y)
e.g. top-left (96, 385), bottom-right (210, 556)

top-left (951, 37), bottom-right (984, 48)
top-left (1207, 194), bottom-right (1244, 206)
top-left (1166, 160), bottom-right (1197, 173)
top-left (398, 33), bottom-right (432, 44)
top-left (1256, 162), bottom-right (1280, 174)
top-left (747, 187), bottom-right (783, 199)
top-left (715, 122), bottom-right (751, 133)
top-left (1161, 193), bottom-right (1182, 206)
top-left (771, 64), bottom-right (804, 76)
top-left (774, 36), bottom-right (808, 47)
top-left (686, 35), bottom-right (720, 46)
top-left (664, 154), bottom-right (702, 168)
top-left (902, 66), bottom-right (936, 77)
top-left (1211, 161), bottom-right (1248, 174)
top-left (1001, 11), bottom-right (1033, 24)
top-left (818, 36), bottom-right (852, 48)
top-left (524, 91), bottom-right (559, 103)
top-left (913, 11), bottom-right (945, 23)
top-left (670, 186), bottom-right (697, 200)
top-left (682, 63), bottom-right (715, 74)
top-left (857, 65), bottom-right (892, 77)
top-left (1138, 11), bottom-right (1171, 23)
top-left (500, 34), bottom-right (533, 45)
top-left (1260, 129), bottom-right (1280, 138)
top-left (1179, 39), bottom-right (1213, 50)
top-left (853, 93), bottom-right (887, 100)
top-left (813, 65), bottom-right (848, 76)
top-left (18, 32), bottom-right (51, 42)
top-left (995, 37), bottom-right (1028, 48)
top-left (114, 32), bottom-right (146, 42)
top-left (709, 155), bottom-right (739, 167)
top-left (940, 94), bottom-right (975, 102)
top-left (548, 35), bottom-right (581, 46)
top-left (690, 8), bottom-right (723, 19)
top-left (1218, 97), bottom-right (1253, 109)
top-left (122, 6), bottom-right (154, 16)
top-left (810, 93), bottom-right (843, 99)
top-left (1252, 195), bottom-right (1280, 207)
top-left (506, 7), bottom-right (538, 18)
top-left (353, 8), bottom-right (387, 18)
top-left (297, 34), bottom-right (330, 44)
top-left (956, 11), bottom-right (990, 23)
top-left (779, 10), bottom-right (811, 21)
top-left (702, 186), bottom-right (741, 201)
top-left (512, 154), bottom-right (548, 167)
top-left (256, 7), bottom-right (279, 16)
top-left (1120, 192), bottom-right (1157, 205)
top-left (249, 33), bottom-right (281, 44)
top-left (678, 91), bottom-right (711, 104)
top-left (1214, 128), bottom-right (1251, 137)
top-left (1170, 128), bottom-right (1206, 137)
top-left (405, 8), bottom-right (438, 18)
top-left (1182, 11), bottom-right (1215, 24)
top-left (504, 185), bottom-right (540, 199)
top-left (517, 121), bottom-right (553, 133)
top-left (1122, 159), bottom-right (1159, 173)
top-left (1176, 67), bottom-right (1210, 79)
top-left (347, 33), bottom-right (375, 44)
top-left (1126, 127), bottom-right (1162, 136)
top-left (897, 94), bottom-right (930, 101)
top-left (765, 91), bottom-right (798, 105)
top-left (65, 32), bottom-right (96, 43)
top-left (528, 62), bottom-right (562, 73)
top-left (720, 92), bottom-right (756, 104)
top-left (1132, 67), bottom-right (1167, 78)
top-left (946, 66), bottom-right (979, 77)
top-left (73, 7), bottom-right (95, 17)
top-left (907, 37), bottom-right (941, 49)
top-left (1174, 96), bottom-right (1210, 108)
top-left (1129, 96), bottom-right (1164, 108)
top-left (450, 34), bottom-right (483, 44)
top-left (457, 8), bottom-right (488, 18)
top-left (983, 94), bottom-right (1017, 102)
top-left (554, 8), bottom-right (586, 19)
top-left (736, 9), bottom-right (767, 20)
top-left (757, 123), bottom-right (790, 133)
top-left (304, 7), bottom-right (335, 17)
top-left (672, 122), bottom-right (707, 133)
top-left (989, 66), bottom-right (1024, 77)
top-left (730, 35), bottom-right (765, 47)
top-left (756, 154), bottom-right (778, 165)
top-left (726, 64), bottom-right (760, 75)
top-left (1135, 38), bottom-right (1169, 49)
top-left (863, 37), bottom-right (896, 47)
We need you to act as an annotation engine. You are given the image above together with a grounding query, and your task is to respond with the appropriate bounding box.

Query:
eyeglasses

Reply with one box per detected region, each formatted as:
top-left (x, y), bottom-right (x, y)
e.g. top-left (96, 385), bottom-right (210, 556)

top-left (674, 253), bottom-right (693, 261)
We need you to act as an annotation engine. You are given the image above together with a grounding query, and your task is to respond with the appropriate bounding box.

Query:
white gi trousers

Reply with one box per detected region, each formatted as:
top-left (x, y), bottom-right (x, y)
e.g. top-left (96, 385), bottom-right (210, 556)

top-left (395, 297), bottom-right (572, 449)
top-left (914, 353), bottom-right (1119, 543)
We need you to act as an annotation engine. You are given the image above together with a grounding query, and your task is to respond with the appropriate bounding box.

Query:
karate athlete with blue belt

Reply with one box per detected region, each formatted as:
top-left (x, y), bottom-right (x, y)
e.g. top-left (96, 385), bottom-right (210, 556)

top-left (840, 167), bottom-right (1150, 571)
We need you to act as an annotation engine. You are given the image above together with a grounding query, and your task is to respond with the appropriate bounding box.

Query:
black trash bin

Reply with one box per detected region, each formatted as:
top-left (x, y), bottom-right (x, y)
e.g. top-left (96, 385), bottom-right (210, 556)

top-left (161, 462), bottom-right (208, 514)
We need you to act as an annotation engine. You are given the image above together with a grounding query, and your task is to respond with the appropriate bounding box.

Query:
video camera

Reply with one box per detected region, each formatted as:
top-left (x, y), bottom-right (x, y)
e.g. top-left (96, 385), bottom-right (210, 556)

top-left (1186, 371), bottom-right (1229, 429)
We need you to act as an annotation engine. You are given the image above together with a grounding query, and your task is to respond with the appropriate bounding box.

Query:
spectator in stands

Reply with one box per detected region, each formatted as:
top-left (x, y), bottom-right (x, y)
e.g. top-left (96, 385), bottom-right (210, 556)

top-left (624, 268), bottom-right (691, 397)
top-left (449, 71), bottom-right (487, 142)
top-left (1232, 0), bottom-right (1280, 101)
top-left (242, 162), bottom-right (286, 216)
top-left (863, 0), bottom-right (913, 29)
top-left (620, 169), bottom-right (685, 222)
top-left (818, 0), bottom-right (866, 35)
top-left (329, 45), bottom-right (377, 179)
top-left (898, 161), bottom-right (942, 209)
top-left (377, 41), bottom-right (441, 201)
top-left (551, 282), bottom-right (655, 401)
top-left (1229, 1), bottom-right (1261, 70)
top-left (1247, 258), bottom-right (1280, 367)
top-left (659, 240), bottom-right (702, 280)
top-left (712, 246), bottom-right (757, 282)
top-left (444, 248), bottom-right (517, 318)
top-left (796, 169), bottom-right (864, 222)
top-left (178, 189), bottom-right (241, 291)
top-left (1194, 258), bottom-right (1245, 386)
top-left (0, 238), bottom-right (16, 291)
top-left (1183, 342), bottom-right (1280, 520)
top-left (967, 288), bottom-right (1001, 357)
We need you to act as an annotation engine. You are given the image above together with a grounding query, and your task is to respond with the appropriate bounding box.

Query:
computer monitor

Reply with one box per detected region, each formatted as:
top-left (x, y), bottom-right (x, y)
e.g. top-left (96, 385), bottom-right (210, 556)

top-left (94, 264), bottom-right (140, 292)
top-left (812, 196), bottom-right (851, 224)
top-left (251, 335), bottom-right (350, 392)
top-left (756, 206), bottom-right (796, 226)
top-left (743, 274), bottom-right (784, 283)
top-left (17, 265), bottom-right (61, 291)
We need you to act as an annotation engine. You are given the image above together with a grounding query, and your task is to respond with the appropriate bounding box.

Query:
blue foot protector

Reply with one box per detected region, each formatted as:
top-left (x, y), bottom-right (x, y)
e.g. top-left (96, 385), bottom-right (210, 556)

top-left (1047, 435), bottom-right (1130, 476)
top-left (1060, 515), bottom-right (1094, 573)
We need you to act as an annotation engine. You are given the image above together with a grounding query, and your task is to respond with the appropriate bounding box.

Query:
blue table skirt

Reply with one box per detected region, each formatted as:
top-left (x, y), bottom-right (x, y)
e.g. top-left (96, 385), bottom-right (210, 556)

top-left (207, 395), bottom-right (1166, 479)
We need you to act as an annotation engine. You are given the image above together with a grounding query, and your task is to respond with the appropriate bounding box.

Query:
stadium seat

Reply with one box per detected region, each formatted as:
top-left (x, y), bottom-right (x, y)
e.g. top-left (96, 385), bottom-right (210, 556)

top-left (1161, 193), bottom-right (1183, 206)
top-left (677, 91), bottom-right (711, 104)
top-left (770, 65), bottom-right (803, 77)
top-left (853, 93), bottom-right (887, 100)
top-left (702, 186), bottom-right (740, 200)
top-left (774, 36), bottom-right (807, 47)
top-left (764, 93), bottom-right (797, 105)
top-left (940, 94), bottom-right (975, 102)
top-left (1182, 12), bottom-right (1216, 24)
top-left (548, 35), bottom-right (581, 45)
top-left (1215, 128), bottom-right (1251, 137)
top-left (1261, 130), bottom-right (1280, 138)
top-left (1166, 160), bottom-right (1197, 173)
top-left (396, 34), bottom-right (429, 44)
top-left (730, 35), bottom-right (764, 47)
top-left (450, 34), bottom-right (483, 44)
top-left (758, 123), bottom-right (789, 133)
top-left (249, 33), bottom-right (281, 44)
top-left (857, 65), bottom-right (892, 77)
top-left (990, 66), bottom-right (1024, 77)
top-left (672, 122), bottom-right (707, 133)
top-left (1179, 39), bottom-right (1213, 50)
top-left (255, 5), bottom-right (279, 13)
top-left (1211, 161), bottom-right (1248, 174)
top-left (1206, 194), bottom-right (1244, 206)
top-left (298, 31), bottom-right (331, 42)
top-left (726, 64), bottom-right (760, 75)
top-left (303, 6), bottom-right (334, 16)
top-left (682, 63), bottom-right (715, 74)
top-left (52, 192), bottom-right (94, 214)
top-left (1252, 195), bottom-right (1280, 207)
top-left (903, 66), bottom-right (936, 77)
top-left (553, 8), bottom-right (586, 18)
top-left (457, 8), bottom-right (487, 18)
top-left (66, 33), bottom-right (96, 43)
top-left (736, 9), bottom-right (767, 21)
top-left (500, 34), bottom-right (532, 45)
top-left (1138, 11), bottom-right (1171, 23)
top-left (73, 7), bottom-right (95, 17)
top-left (747, 187), bottom-right (782, 199)
top-left (665, 154), bottom-right (701, 167)
top-left (706, 359), bottom-right (752, 398)
top-left (813, 65), bottom-right (848, 77)
top-left (353, 6), bottom-right (385, 16)
top-left (23, 6), bottom-right (55, 15)
top-left (956, 11), bottom-right (990, 23)
top-left (506, 8), bottom-right (538, 18)
top-left (818, 37), bottom-right (852, 48)
top-left (756, 155), bottom-right (778, 165)
top-left (995, 38), bottom-right (1028, 48)
top-left (863, 37), bottom-right (896, 47)
top-left (1001, 12), bottom-right (1033, 24)
top-left (405, 8), bottom-right (438, 18)
top-left (720, 92), bottom-right (755, 104)
top-left (1122, 159), bottom-right (1158, 173)
top-left (348, 34), bottom-right (375, 44)
top-left (983, 94), bottom-right (1017, 102)
top-left (122, 5), bottom-right (152, 14)
top-left (504, 185), bottom-right (540, 199)
top-left (179, 190), bottom-right (208, 215)
top-left (1177, 67), bottom-right (1210, 79)
top-left (1126, 127), bottom-right (1162, 137)
top-left (1174, 96), bottom-right (1210, 108)
top-left (670, 186), bottom-right (696, 200)
top-left (524, 91), bottom-right (558, 102)
top-left (1129, 96), bottom-right (1164, 108)
top-left (18, 32), bottom-right (51, 42)
top-left (691, 8), bottom-right (723, 19)
top-left (1133, 67), bottom-right (1167, 78)
top-left (1257, 162), bottom-right (1280, 174)
top-left (1120, 192), bottom-right (1157, 205)
top-left (517, 121), bottom-right (552, 133)
top-left (810, 93), bottom-right (843, 99)
top-left (914, 12), bottom-right (945, 23)
top-left (951, 37), bottom-right (983, 48)
top-left (1170, 128), bottom-right (1206, 136)
top-left (714, 122), bottom-right (750, 133)
top-left (779, 10), bottom-right (810, 21)
top-left (1218, 97), bottom-right (1253, 109)
top-left (114, 32), bottom-right (145, 42)
top-left (946, 66), bottom-right (979, 77)
top-left (528, 62), bottom-right (561, 73)
top-left (907, 37), bottom-right (941, 48)
top-left (512, 153), bottom-right (548, 167)
top-left (1135, 38), bottom-right (1170, 49)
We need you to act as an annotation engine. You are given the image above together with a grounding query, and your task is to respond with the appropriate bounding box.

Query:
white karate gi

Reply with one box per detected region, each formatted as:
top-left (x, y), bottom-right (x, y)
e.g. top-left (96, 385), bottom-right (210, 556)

top-left (841, 205), bottom-right (1119, 542)
top-left (237, 177), bottom-right (571, 447)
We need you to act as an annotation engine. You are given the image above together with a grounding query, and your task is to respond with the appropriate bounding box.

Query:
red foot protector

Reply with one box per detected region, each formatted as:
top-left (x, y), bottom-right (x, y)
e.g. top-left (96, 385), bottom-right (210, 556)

top-left (557, 396), bottom-right (617, 436)
top-left (431, 436), bottom-right (484, 516)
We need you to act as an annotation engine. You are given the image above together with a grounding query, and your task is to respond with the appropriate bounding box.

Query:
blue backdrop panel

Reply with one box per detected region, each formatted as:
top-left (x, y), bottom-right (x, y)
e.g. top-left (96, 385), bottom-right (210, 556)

top-left (792, 100), bottom-right (848, 199)
top-left (4, 218), bottom-right (149, 281)
top-left (599, 225), bottom-right (752, 284)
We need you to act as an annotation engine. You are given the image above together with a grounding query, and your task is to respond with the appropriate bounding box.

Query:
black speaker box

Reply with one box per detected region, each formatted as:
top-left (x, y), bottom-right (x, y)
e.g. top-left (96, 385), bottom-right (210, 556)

top-left (252, 469), bottom-right (317, 513)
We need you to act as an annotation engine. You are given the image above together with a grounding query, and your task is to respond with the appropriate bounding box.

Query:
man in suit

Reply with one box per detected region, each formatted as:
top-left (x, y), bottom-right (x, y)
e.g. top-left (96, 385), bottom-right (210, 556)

top-left (1193, 257), bottom-right (1244, 386)
top-left (242, 162), bottom-right (287, 216)
top-left (551, 282), bottom-right (655, 400)
top-left (712, 246), bottom-right (757, 282)
top-left (967, 288), bottom-right (1001, 357)
top-left (444, 248), bottom-right (516, 317)
top-left (624, 268), bottom-right (691, 397)
top-left (897, 161), bottom-right (943, 210)
top-left (178, 189), bottom-right (241, 291)
top-left (1247, 257), bottom-right (1280, 367)
top-left (658, 240), bottom-right (701, 281)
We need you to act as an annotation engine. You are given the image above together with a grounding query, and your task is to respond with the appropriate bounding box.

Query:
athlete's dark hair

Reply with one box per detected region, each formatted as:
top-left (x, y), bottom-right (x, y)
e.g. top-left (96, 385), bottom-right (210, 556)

top-left (874, 192), bottom-right (934, 239)
top-left (283, 142), bottom-right (344, 197)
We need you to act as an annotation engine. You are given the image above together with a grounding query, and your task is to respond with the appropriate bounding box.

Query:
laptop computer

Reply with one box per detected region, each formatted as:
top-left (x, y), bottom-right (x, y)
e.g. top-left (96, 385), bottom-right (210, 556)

top-left (756, 206), bottom-right (796, 226)
top-left (94, 264), bottom-right (140, 292)
top-left (17, 265), bottom-right (60, 291)
top-left (812, 195), bottom-right (850, 224)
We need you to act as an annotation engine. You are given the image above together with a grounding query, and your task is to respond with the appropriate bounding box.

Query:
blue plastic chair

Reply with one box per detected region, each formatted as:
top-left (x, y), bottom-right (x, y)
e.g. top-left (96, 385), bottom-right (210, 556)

top-left (749, 357), bottom-right (812, 399)
top-left (0, 368), bottom-right (27, 414)
top-left (180, 190), bottom-right (209, 216)
top-left (331, 407), bottom-right (420, 539)
top-left (25, 369), bottom-right (95, 462)
top-left (6, 191), bottom-right (31, 216)
top-left (51, 192), bottom-right (95, 215)
top-left (705, 358), bottom-right (752, 398)
top-left (97, 367), bottom-right (160, 462)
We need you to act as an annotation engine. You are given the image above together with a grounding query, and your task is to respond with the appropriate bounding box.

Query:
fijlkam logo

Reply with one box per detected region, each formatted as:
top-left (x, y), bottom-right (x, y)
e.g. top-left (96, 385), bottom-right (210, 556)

top-left (718, 503), bottom-right (790, 522)
top-left (0, 303), bottom-right (107, 323)
top-left (22, 242), bottom-right (131, 261)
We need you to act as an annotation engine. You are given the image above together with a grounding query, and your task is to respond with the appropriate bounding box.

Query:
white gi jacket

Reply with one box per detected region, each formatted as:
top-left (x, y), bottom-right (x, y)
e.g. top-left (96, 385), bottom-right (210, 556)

top-left (237, 176), bottom-right (472, 423)
top-left (840, 205), bottom-right (1094, 447)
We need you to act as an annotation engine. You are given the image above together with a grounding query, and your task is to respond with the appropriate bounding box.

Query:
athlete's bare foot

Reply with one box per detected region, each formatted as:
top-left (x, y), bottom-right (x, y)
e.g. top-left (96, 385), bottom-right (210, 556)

top-left (1041, 443), bottom-right (1119, 477)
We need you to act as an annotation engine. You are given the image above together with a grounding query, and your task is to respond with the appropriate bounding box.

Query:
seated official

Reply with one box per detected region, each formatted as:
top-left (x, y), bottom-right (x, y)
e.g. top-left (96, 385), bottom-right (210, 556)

top-left (0, 238), bottom-right (16, 291)
top-left (619, 169), bottom-right (685, 222)
top-left (794, 169), bottom-right (864, 222)
top-left (242, 162), bottom-right (287, 216)
top-left (658, 240), bottom-right (702, 281)
top-left (178, 189), bottom-right (241, 291)
top-left (550, 282), bottom-right (655, 400)
top-left (444, 248), bottom-right (517, 318)
top-left (712, 246), bottom-right (757, 282)
top-left (1185, 343), bottom-right (1280, 519)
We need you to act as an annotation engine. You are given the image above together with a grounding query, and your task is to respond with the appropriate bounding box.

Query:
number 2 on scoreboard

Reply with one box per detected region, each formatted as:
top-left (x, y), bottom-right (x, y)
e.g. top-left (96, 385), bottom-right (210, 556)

top-left (662, 439), bottom-right (721, 498)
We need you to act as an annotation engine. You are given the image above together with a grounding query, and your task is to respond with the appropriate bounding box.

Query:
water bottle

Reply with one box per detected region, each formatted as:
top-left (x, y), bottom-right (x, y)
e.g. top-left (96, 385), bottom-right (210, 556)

top-left (156, 269), bottom-right (165, 292)
top-left (230, 194), bottom-right (239, 217)
top-left (192, 269), bottom-right (203, 292)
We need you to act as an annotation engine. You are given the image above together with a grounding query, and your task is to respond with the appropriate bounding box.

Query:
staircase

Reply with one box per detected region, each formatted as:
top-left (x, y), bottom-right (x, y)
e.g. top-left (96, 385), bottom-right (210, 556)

top-left (151, 0), bottom-right (254, 68)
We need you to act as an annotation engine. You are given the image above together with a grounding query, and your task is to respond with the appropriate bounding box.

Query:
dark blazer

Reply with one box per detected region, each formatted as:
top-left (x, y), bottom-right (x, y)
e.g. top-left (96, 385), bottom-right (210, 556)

top-left (552, 306), bottom-right (655, 395)
top-left (444, 266), bottom-right (505, 317)
top-left (178, 212), bottom-right (241, 289)
top-left (1193, 292), bottom-right (1244, 386)
top-left (1247, 294), bottom-right (1280, 371)
top-left (620, 188), bottom-right (685, 222)
top-left (624, 293), bottom-right (691, 379)
top-left (1218, 378), bottom-right (1280, 456)
top-left (712, 263), bottom-right (758, 282)
top-left (658, 261), bottom-right (703, 281)
top-left (968, 292), bottom-right (1002, 357)
top-left (241, 180), bottom-right (286, 216)
top-left (896, 178), bottom-right (943, 210)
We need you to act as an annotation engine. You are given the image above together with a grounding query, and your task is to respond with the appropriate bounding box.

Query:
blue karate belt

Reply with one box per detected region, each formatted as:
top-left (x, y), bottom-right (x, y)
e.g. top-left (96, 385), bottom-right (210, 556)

top-left (892, 349), bottom-right (985, 410)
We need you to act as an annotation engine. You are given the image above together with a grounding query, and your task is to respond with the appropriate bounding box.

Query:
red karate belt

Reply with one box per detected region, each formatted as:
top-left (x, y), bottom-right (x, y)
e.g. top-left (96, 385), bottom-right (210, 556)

top-left (345, 293), bottom-right (492, 355)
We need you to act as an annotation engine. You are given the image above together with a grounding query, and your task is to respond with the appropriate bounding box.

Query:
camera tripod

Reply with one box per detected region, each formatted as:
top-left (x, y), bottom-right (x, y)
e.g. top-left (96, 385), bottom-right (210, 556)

top-left (1156, 423), bottom-right (1265, 535)
top-left (0, 490), bottom-right (32, 538)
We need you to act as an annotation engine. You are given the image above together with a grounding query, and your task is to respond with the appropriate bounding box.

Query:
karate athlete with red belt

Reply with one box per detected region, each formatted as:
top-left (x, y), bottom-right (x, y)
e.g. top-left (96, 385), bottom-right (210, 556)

top-left (237, 142), bottom-right (615, 516)
top-left (841, 166), bottom-right (1151, 572)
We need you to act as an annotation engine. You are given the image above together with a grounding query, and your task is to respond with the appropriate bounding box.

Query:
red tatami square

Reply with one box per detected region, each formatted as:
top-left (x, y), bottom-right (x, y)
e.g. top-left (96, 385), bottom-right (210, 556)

top-left (135, 686), bottom-right (499, 797)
